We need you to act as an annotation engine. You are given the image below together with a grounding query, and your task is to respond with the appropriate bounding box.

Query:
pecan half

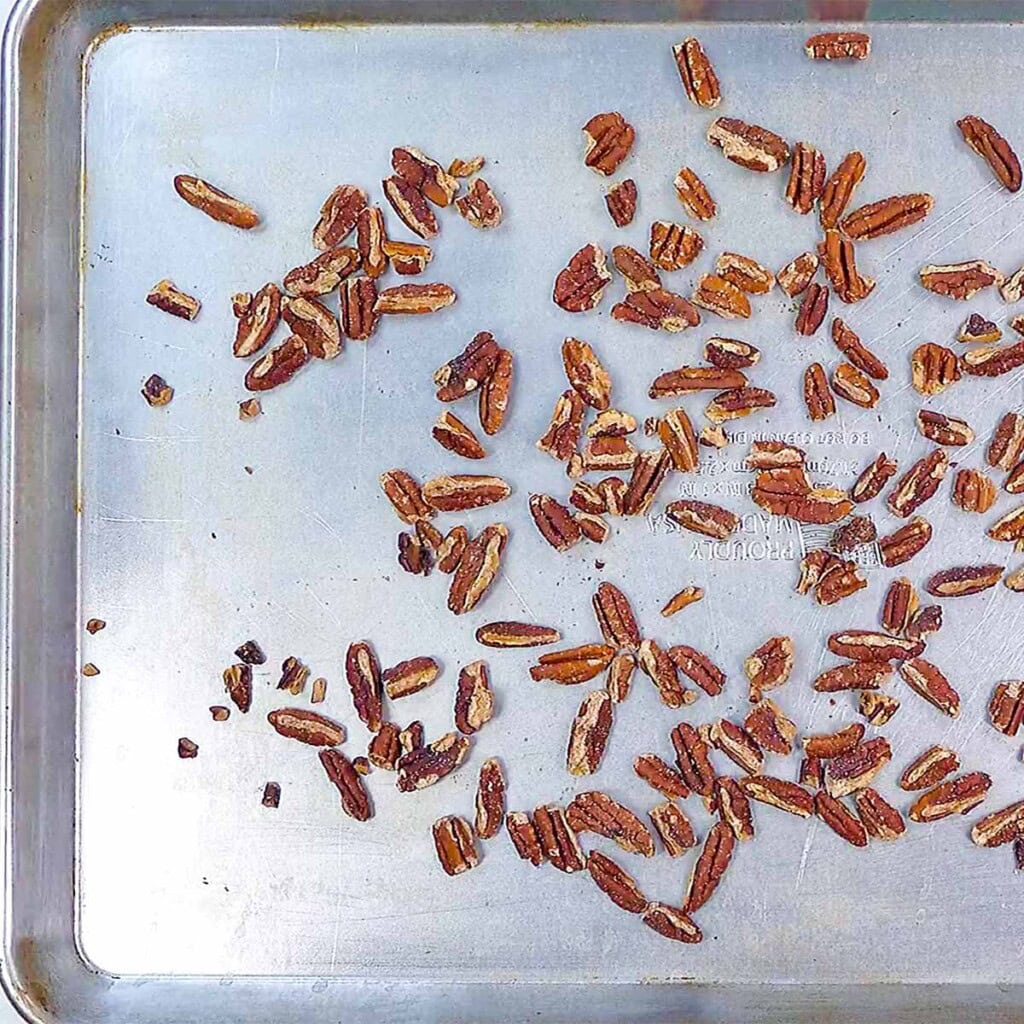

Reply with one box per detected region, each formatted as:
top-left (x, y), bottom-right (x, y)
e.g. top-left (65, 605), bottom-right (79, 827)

top-left (900, 746), bottom-right (960, 791)
top-left (530, 494), bottom-right (581, 552)
top-left (806, 31), bottom-right (870, 59)
top-left (803, 723), bottom-right (865, 760)
top-left (661, 586), bottom-right (704, 618)
top-left (803, 362), bottom-right (836, 421)
top-left (832, 362), bottom-right (878, 408)
top-left (586, 852), bottom-right (648, 914)
top-left (671, 722), bottom-right (715, 797)
top-left (743, 636), bottom-right (794, 702)
top-left (813, 661), bottom-right (892, 692)
top-left (639, 639), bottom-right (692, 708)
top-left (916, 409), bottom-right (973, 447)
top-left (925, 563), bottom-right (1003, 597)
top-left (882, 576), bottom-right (919, 634)
top-left (820, 151), bottom-right (866, 229)
top-left (958, 114), bottom-right (1021, 191)
top-left (887, 449), bottom-right (948, 517)
top-left (674, 166), bottom-right (716, 220)
top-left (828, 630), bottom-right (922, 663)
top-left (899, 657), bottom-right (961, 717)
top-left (611, 288), bottom-right (701, 332)
top-left (832, 318), bottom-right (888, 380)
top-left (448, 523), bottom-right (508, 615)
top-left (854, 789), bottom-right (905, 841)
top-left (311, 184), bottom-right (366, 249)
top-left (952, 468), bottom-right (996, 512)
top-left (668, 644), bottom-right (725, 696)
top-left (433, 411), bottom-right (486, 461)
top-left (562, 337), bottom-right (612, 409)
top-left (650, 221), bottom-right (704, 271)
top-left (824, 737), bottom-right (892, 798)
top-left (649, 366), bottom-right (747, 397)
top-left (284, 248), bottom-right (360, 297)
top-left (533, 804), bottom-right (587, 872)
top-left (744, 699), bottom-right (797, 754)
top-left (778, 251), bottom-right (820, 295)
top-left (971, 800), bottom-right (1024, 847)
top-left (474, 758), bottom-right (505, 840)
top-left (754, 481), bottom-right (853, 525)
top-left (368, 723), bottom-right (401, 770)
top-left (920, 260), bottom-right (1003, 299)
top-left (605, 178), bottom-right (637, 227)
top-left (396, 732), bottom-right (470, 792)
top-left (173, 174), bottom-right (259, 229)
top-left (379, 469), bottom-right (432, 525)
top-left (606, 651), bottom-right (636, 702)
top-left (852, 452), bottom-right (897, 503)
top-left (267, 708), bottom-right (345, 747)
top-left (989, 505), bottom-right (1024, 543)
top-left (840, 193), bottom-right (933, 241)
top-left (243, 334), bottom-right (310, 391)
top-left (281, 296), bottom-right (341, 359)
top-left (622, 448), bottom-right (672, 516)
top-left (530, 644), bottom-right (616, 685)
top-left (706, 386), bottom-right (776, 423)
top-left (422, 475), bottom-right (509, 513)
top-left (222, 664), bottom-right (252, 713)
top-left (911, 342), bottom-right (960, 396)
top-left (355, 206), bottom-right (386, 278)
top-left (961, 340), bottom-right (1024, 377)
top-left (383, 174), bottom-right (438, 238)
top-left (452, 661), bottom-right (494, 736)
top-left (705, 337), bottom-right (760, 370)
top-left (716, 252), bottom-right (775, 294)
top-left (709, 719), bottom-right (764, 775)
top-left (684, 821), bottom-right (735, 912)
top-left (393, 147), bottom-right (458, 206)
top-left (819, 229), bottom-right (875, 302)
top-left (383, 239), bottom-right (433, 275)
top-left (959, 312), bottom-right (1001, 344)
top-left (375, 282), bottom-right (456, 315)
top-left (692, 274), bottom-right (752, 319)
top-left (456, 178), bottom-right (502, 228)
top-left (673, 37), bottom-right (721, 108)
top-left (988, 681), bottom-right (1024, 736)
top-left (506, 811), bottom-right (545, 865)
top-left (334, 278), bottom-right (377, 340)
top-left (568, 791), bottom-right (654, 857)
top-left (785, 142), bottom-right (825, 214)
top-left (582, 112), bottom-right (635, 175)
top-left (707, 117), bottom-right (790, 173)
top-left (317, 749), bottom-right (371, 822)
top-left (634, 753), bottom-right (690, 799)
top-left (475, 621), bottom-right (560, 648)
top-left (643, 903), bottom-right (702, 944)
top-left (432, 815), bottom-right (478, 876)
top-left (740, 775), bottom-right (814, 817)
top-left (649, 801), bottom-right (698, 855)
top-left (592, 582), bottom-right (641, 650)
top-left (713, 776), bottom-right (754, 841)
top-left (537, 390), bottom-right (585, 461)
top-left (658, 408), bottom-right (700, 471)
top-left (815, 791), bottom-right (868, 847)
top-left (796, 283), bottom-right (828, 335)
top-left (612, 244), bottom-right (662, 292)
top-left (859, 691), bottom-right (900, 726)
top-left (910, 772), bottom-right (991, 823)
top-left (665, 499), bottom-right (739, 540)
top-left (566, 691), bottom-right (614, 776)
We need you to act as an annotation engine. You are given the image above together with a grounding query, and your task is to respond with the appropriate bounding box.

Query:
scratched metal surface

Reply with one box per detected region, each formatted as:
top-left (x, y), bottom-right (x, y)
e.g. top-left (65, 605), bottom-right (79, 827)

top-left (0, 9), bottom-right (1013, 1021)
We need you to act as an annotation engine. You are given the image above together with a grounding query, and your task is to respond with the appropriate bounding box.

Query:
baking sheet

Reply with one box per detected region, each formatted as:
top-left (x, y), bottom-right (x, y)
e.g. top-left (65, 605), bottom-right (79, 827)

top-left (6, 3), bottom-right (1024, 1021)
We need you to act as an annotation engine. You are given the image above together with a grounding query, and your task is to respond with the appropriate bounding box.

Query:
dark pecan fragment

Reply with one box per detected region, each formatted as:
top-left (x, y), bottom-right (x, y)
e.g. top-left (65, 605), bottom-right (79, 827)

top-left (815, 791), bottom-right (868, 847)
top-left (840, 194), bottom-right (933, 241)
top-left (582, 112), bottom-right (635, 175)
top-left (803, 723), bottom-right (865, 760)
top-left (859, 691), bottom-right (900, 726)
top-left (566, 690), bottom-right (613, 776)
top-left (622, 448), bottom-right (672, 516)
top-left (744, 699), bottom-right (797, 754)
top-left (953, 468), bottom-right (996, 512)
top-left (146, 279), bottom-right (199, 321)
top-left (568, 791), bottom-right (654, 857)
top-left (706, 117), bottom-right (789, 173)
top-left (740, 775), bottom-right (814, 817)
top-left (261, 782), bottom-right (280, 808)
top-left (674, 166), bottom-right (716, 220)
top-left (778, 251), bottom-right (820, 296)
top-left (919, 260), bottom-right (1002, 300)
top-left (475, 758), bottom-right (505, 839)
top-left (744, 635), bottom-right (794, 702)
top-left (824, 737), bottom-right (892, 798)
top-left (338, 278), bottom-right (379, 341)
top-left (673, 37), bottom-right (721, 108)
top-left (806, 31), bottom-right (870, 59)
top-left (223, 664), bottom-right (252, 713)
top-left (320, 749), bottom-right (372, 822)
top-left (368, 723), bottom-right (401, 770)
top-left (141, 373), bottom-right (173, 407)
top-left (634, 753), bottom-right (690, 799)
top-left (277, 655), bottom-right (309, 695)
top-left (832, 318), bottom-right (888, 380)
top-left (830, 515), bottom-right (876, 553)
top-left (900, 746), bottom-right (960, 791)
top-left (671, 722), bottom-right (715, 797)
top-left (959, 312), bottom-right (1001, 344)
top-left (989, 681), bottom-right (1024, 736)
top-left (178, 737), bottom-right (198, 758)
top-left (530, 494), bottom-right (582, 553)
top-left (705, 337), bottom-right (760, 370)
top-left (971, 800), bottom-right (1024, 847)
top-left (813, 661), bottom-right (892, 692)
top-left (605, 178), bottom-right (637, 227)
top-left (684, 821), bottom-right (735, 912)
top-left (562, 336), bottom-right (611, 409)
top-left (284, 248), bottom-right (359, 298)
top-left (665, 499), bottom-right (739, 540)
top-left (452, 662), bottom-right (494, 734)
top-left (313, 184), bottom-right (367, 249)
top-left (456, 178), bottom-right (502, 228)
top-left (393, 147), bottom-right (458, 207)
top-left (803, 362), bottom-right (835, 420)
top-left (899, 658), bottom-right (961, 717)
top-left (475, 621), bottom-right (560, 648)
top-left (887, 449), bottom-right (948, 518)
top-left (396, 732), bottom-right (470, 792)
top-left (649, 801), bottom-right (698, 855)
top-left (851, 452), bottom-right (897, 503)
top-left (911, 342), bottom-right (960, 396)
top-left (506, 811), bottom-right (545, 865)
top-left (785, 142), bottom-right (825, 214)
top-left (533, 804), bottom-right (587, 872)
top-left (961, 340), bottom-right (1024, 377)
top-left (796, 283), bottom-right (828, 335)
top-left (958, 115), bottom-right (1021, 191)
top-left (819, 228), bottom-right (874, 303)
top-left (925, 564), bottom-right (1003, 597)
top-left (910, 772), bottom-right (991, 822)
top-left (433, 815), bottom-right (478, 875)
top-left (174, 174), bottom-right (259, 229)
top-left (267, 708), bottom-right (345, 747)
top-left (668, 644), bottom-right (725, 697)
top-left (820, 151), bottom-right (866, 229)
top-left (530, 644), bottom-right (616, 685)
top-left (448, 523), bottom-right (508, 615)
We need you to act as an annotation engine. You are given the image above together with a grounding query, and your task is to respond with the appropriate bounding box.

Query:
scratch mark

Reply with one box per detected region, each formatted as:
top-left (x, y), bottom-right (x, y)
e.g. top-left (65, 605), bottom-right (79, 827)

top-left (105, 432), bottom-right (200, 443)
top-left (302, 507), bottom-right (347, 548)
top-left (794, 823), bottom-right (817, 893)
top-left (357, 343), bottom-right (369, 472)
top-left (502, 574), bottom-right (535, 617)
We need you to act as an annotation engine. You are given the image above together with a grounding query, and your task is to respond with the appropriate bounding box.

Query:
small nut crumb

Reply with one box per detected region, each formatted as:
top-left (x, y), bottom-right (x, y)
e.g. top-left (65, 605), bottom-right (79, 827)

top-left (82, 663), bottom-right (100, 677)
top-left (209, 706), bottom-right (230, 721)
top-left (238, 398), bottom-right (262, 420)
top-left (178, 737), bottom-right (198, 759)
top-left (85, 618), bottom-right (106, 634)
top-left (311, 677), bottom-right (327, 704)
top-left (262, 782), bottom-right (281, 808)
top-left (141, 374), bottom-right (173, 407)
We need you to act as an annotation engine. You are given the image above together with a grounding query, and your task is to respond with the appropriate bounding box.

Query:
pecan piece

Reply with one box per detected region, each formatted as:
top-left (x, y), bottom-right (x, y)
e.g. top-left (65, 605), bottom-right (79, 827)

top-left (396, 731), bottom-right (470, 792)
top-left (452, 661), bottom-right (493, 736)
top-left (612, 244), bottom-right (662, 292)
top-left (383, 239), bottom-right (432, 276)
top-left (859, 691), bottom-right (901, 726)
top-left (346, 639), bottom-right (386, 732)
top-left (795, 282), bottom-right (828, 335)
top-left (661, 585), bottom-right (704, 617)
top-left (803, 362), bottom-right (836, 421)
top-left (840, 193), bottom-right (933, 241)
top-left (706, 117), bottom-right (790, 173)
top-left (805, 31), bottom-right (870, 59)
top-left (958, 114), bottom-right (1021, 192)
top-left (778, 251), bottom-right (820, 296)
top-left (474, 758), bottom-right (505, 839)
top-left (803, 722), bottom-right (865, 759)
top-left (692, 274), bottom-right (752, 319)
top-left (813, 661), bottom-right (892, 692)
top-left (917, 410), bottom-right (973, 447)
top-left (381, 656), bottom-right (439, 700)
top-left (320, 749), bottom-right (372, 822)
top-left (173, 174), bottom-right (259, 229)
top-left (952, 468), bottom-right (996, 512)
top-left (684, 821), bottom-right (735, 912)
top-left (668, 644), bottom-right (725, 696)
top-left (562, 337), bottom-right (611, 410)
top-left (650, 221), bottom-right (704, 271)
top-left (851, 452), bottom-right (897, 503)
top-left (177, 737), bottom-right (198, 759)
top-left (568, 791), bottom-right (654, 857)
top-left (433, 411), bottom-right (486, 461)
top-left (605, 178), bottom-right (637, 227)
top-left (920, 260), bottom-right (1003, 299)
top-left (146, 279), bottom-right (199, 321)
top-left (959, 312), bottom-right (1001, 344)
top-left (456, 178), bottom-right (502, 228)
top-left (284, 248), bottom-right (360, 298)
top-left (222, 664), bottom-right (252, 713)
top-left (261, 781), bottom-right (280, 807)
top-left (533, 804), bottom-right (586, 873)
top-left (900, 746), bottom-right (960, 791)
top-left (368, 722), bottom-right (401, 770)
top-left (673, 37), bottom-right (721, 108)
top-left (530, 644), bottom-right (616, 685)
top-left (479, 347), bottom-right (512, 435)
top-left (882, 576), bottom-right (919, 634)
top-left (961, 340), bottom-right (1024, 377)
top-left (432, 815), bottom-right (478, 876)
top-left (909, 772), bottom-right (991, 822)
top-left (277, 655), bottom-right (309, 695)
top-left (705, 337), bottom-right (760, 370)
top-left (818, 229), bottom-right (875, 303)
top-left (830, 514), bottom-right (877, 553)
top-left (899, 657), bottom-right (961, 717)
top-left (355, 206), bottom-right (386, 279)
top-left (530, 493), bottom-right (582, 552)
top-left (382, 175), bottom-right (438, 238)
top-left (448, 524), bottom-right (507, 615)
top-left (592, 582), bottom-right (641, 649)
top-left (740, 775), bottom-right (814, 817)
top-left (140, 374), bottom-right (173, 407)
top-left (824, 737), bottom-right (892, 798)
top-left (706, 386), bottom-right (776, 423)
top-left (582, 112), bottom-right (635, 175)
top-left (989, 504), bottom-right (1024, 543)
top-left (375, 282), bottom-right (456, 315)
top-left (566, 691), bottom-right (614, 776)
top-left (267, 708), bottom-right (345, 747)
top-left (887, 449), bottom-right (948, 517)
top-left (435, 332), bottom-right (501, 402)
top-left (799, 757), bottom-right (824, 789)
top-left (832, 318), bottom-right (888, 380)
top-left (1006, 460), bottom-right (1024, 494)
top-left (815, 791), bottom-right (868, 847)
top-left (674, 166), bottom-right (716, 220)
top-left (586, 852), bottom-right (648, 916)
top-left (1002, 265), bottom-right (1024, 302)
top-left (714, 776), bottom-right (755, 841)
top-left (820, 151), bottom-right (866, 229)
top-left (785, 142), bottom-right (826, 214)
top-left (312, 184), bottom-right (366, 249)
top-left (716, 252), bottom-right (775, 294)
top-left (634, 753), bottom-right (690, 800)
top-left (281, 296), bottom-right (341, 359)
top-left (338, 278), bottom-right (380, 341)
top-left (237, 398), bottom-right (261, 420)
top-left (1005, 566), bottom-right (1024, 591)
top-left (925, 564), bottom-right (1003, 597)
top-left (622, 448), bottom-right (672, 516)
top-left (639, 640), bottom-right (692, 709)
top-left (989, 681), bottom-right (1024, 736)
top-left (815, 560), bottom-right (867, 605)
top-left (650, 801), bottom-right (698, 855)
top-left (423, 475), bottom-right (510, 512)
top-left (611, 287), bottom-right (700, 332)
top-left (827, 630), bottom-right (922, 662)
top-left (671, 722), bottom-right (715, 797)
top-left (392, 147), bottom-right (458, 206)
top-left (506, 811), bottom-right (545, 865)
top-left (569, 481), bottom-right (606, 514)
top-left (911, 342), bottom-right (960, 396)
top-left (606, 651), bottom-right (637, 703)
top-left (832, 363), bottom-right (879, 408)
top-left (744, 699), bottom-right (797, 754)
top-left (379, 469), bottom-right (432, 525)
top-left (709, 719), bottom-right (764, 775)
top-left (234, 639), bottom-right (265, 666)
top-left (665, 499), bottom-right (739, 540)
top-left (476, 621), bottom-right (560, 648)
top-left (971, 800), bottom-right (1024, 847)
top-left (855, 788), bottom-right (906, 840)
top-left (643, 903), bottom-right (702, 944)
top-left (744, 635), bottom-right (794, 702)
top-left (746, 440), bottom-right (806, 469)
top-left (649, 366), bottom-right (747, 398)
top-left (229, 284), bottom-right (282, 359)
top-left (658, 408), bottom-right (700, 471)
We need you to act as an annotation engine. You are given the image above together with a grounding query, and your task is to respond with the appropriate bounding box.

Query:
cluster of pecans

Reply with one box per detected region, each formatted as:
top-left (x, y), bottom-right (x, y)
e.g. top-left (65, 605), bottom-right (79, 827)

top-left (152, 27), bottom-right (1024, 946)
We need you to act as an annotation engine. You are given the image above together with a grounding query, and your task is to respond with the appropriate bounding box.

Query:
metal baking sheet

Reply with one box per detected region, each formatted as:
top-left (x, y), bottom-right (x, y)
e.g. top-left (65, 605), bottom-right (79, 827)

top-left (5, 2), bottom-right (1024, 1021)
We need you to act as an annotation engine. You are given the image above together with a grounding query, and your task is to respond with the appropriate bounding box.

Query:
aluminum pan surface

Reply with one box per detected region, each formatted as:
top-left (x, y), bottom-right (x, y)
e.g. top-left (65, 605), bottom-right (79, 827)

top-left (68, 15), bottom-right (1024, 991)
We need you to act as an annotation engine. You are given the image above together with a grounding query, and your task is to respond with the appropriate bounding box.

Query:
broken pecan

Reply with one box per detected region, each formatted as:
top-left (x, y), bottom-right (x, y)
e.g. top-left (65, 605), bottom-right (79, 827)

top-left (778, 251), bottom-right (820, 296)
top-left (643, 903), bottom-right (702, 944)
top-left (611, 287), bottom-right (700, 332)
top-left (606, 651), bottom-right (636, 703)
top-left (899, 657), bottom-right (961, 717)
top-left (650, 801), bottom-right (698, 855)
top-left (958, 114), bottom-right (1021, 192)
top-left (398, 529), bottom-right (430, 576)
top-left (474, 758), bottom-right (505, 839)
top-left (707, 117), bottom-right (790, 173)
top-left (383, 174), bottom-right (438, 238)
top-left (989, 681), bottom-right (1024, 736)
top-left (971, 800), bottom-right (1024, 847)
top-left (803, 362), bottom-right (836, 421)
top-left (396, 731), bottom-right (470, 792)
top-left (952, 468), bottom-right (996, 512)
top-left (433, 411), bottom-right (486, 461)
top-left (320, 749), bottom-right (372, 822)
top-left (917, 409), bottom-right (973, 447)
top-left (423, 475), bottom-right (510, 512)
top-left (379, 469), bottom-right (433, 525)
top-left (312, 184), bottom-right (366, 249)
top-left (356, 206), bottom-right (386, 278)
top-left (747, 440), bottom-right (807, 469)
top-left (684, 821), bottom-right (735, 912)
top-left (393, 147), bottom-right (458, 206)
top-left (141, 374), bottom-right (173, 407)
top-left (709, 719), bottom-right (764, 775)
top-left (1002, 265), bottom-right (1024, 302)
top-left (795, 283), bottom-right (828, 335)
top-left (383, 239), bottom-right (432, 275)
top-left (911, 342), bottom-right (960, 396)
top-left (803, 722), bottom-right (865, 760)
top-left (562, 337), bottom-right (612, 409)
top-left (744, 699), bottom-right (797, 754)
top-left (605, 178), bottom-right (637, 227)
top-left (716, 252), bottom-right (775, 294)
top-left (740, 775), bottom-right (814, 817)
top-left (1006, 460), bottom-right (1024, 494)
top-left (671, 722), bottom-right (715, 797)
top-left (568, 791), bottom-right (654, 857)
top-left (1005, 566), bottom-right (1024, 591)
top-left (380, 656), bottom-right (438, 700)
top-left (566, 691), bottom-right (614, 776)
top-left (706, 386), bottom-right (776, 423)
top-left (799, 757), bottom-right (824, 789)
top-left (665, 499), bottom-right (739, 540)
top-left (661, 585), bottom-right (704, 617)
top-left (456, 178), bottom-right (502, 228)
top-left (692, 274), bottom-right (752, 319)
top-left (674, 166), bottom-right (716, 220)
top-left (582, 112), bottom-right (635, 175)
top-left (818, 229), bottom-right (875, 302)
top-left (649, 366), bottom-right (747, 397)
top-left (650, 221), bottom-right (704, 271)
top-left (448, 524), bottom-right (507, 615)
top-left (882, 576), bottom-right (919, 634)
top-left (851, 452), bottom-right (897, 503)
top-left (744, 636), bottom-right (794, 702)
top-left (622, 448), bottom-right (672, 515)
top-left (533, 804), bottom-right (586, 872)
top-left (830, 514), bottom-right (877, 552)
top-left (639, 639), bottom-right (692, 708)
top-left (815, 560), bottom-right (867, 605)
top-left (174, 174), bottom-right (259, 229)
top-left (234, 639), bottom-right (264, 666)
top-left (506, 811), bottom-right (545, 865)
top-left (530, 494), bottom-right (581, 552)
top-left (714, 776), bottom-right (755, 841)
top-left (827, 630), bottom-right (922, 663)
top-left (147, 279), bottom-right (200, 321)
top-left (859, 691), bottom-right (900, 726)
top-left (284, 248), bottom-right (359, 298)
top-left (831, 363), bottom-right (878, 407)
top-left (820, 151), bottom-right (866, 229)
top-left (832, 318), bottom-right (888, 380)
top-left (887, 449), bottom-right (948, 517)
top-left (959, 312), bottom-right (1001, 344)
top-left (900, 746), bottom-right (960, 791)
top-left (267, 708), bottom-right (345, 747)
top-left (815, 791), bottom-right (868, 847)
top-left (961, 339), bottom-right (1024, 377)
top-left (592, 582), bottom-right (641, 650)
top-left (705, 337), bottom-right (760, 370)
top-left (840, 193), bottom-right (933, 240)
top-left (920, 260), bottom-right (1003, 299)
top-left (375, 282), bottom-right (456, 315)
top-left (668, 644), bottom-right (725, 696)
top-left (673, 37), bottom-right (721, 108)
top-left (281, 296), bottom-right (341, 359)
top-left (925, 563), bottom-right (1003, 597)
top-left (824, 737), bottom-right (891, 798)
top-left (813, 661), bottom-right (892, 692)
top-left (909, 772), bottom-right (991, 823)
top-left (435, 332), bottom-right (500, 402)
top-left (989, 504), bottom-right (1024, 543)
top-left (658, 408), bottom-right (700, 471)
top-left (338, 278), bottom-right (380, 341)
top-left (222, 664), bottom-right (252, 713)
top-left (476, 621), bottom-right (560, 648)
top-left (634, 753), bottom-right (689, 799)
top-left (785, 142), bottom-right (826, 214)
top-left (368, 722), bottom-right (401, 770)
top-left (805, 31), bottom-right (870, 60)
top-left (530, 644), bottom-right (616, 685)
top-left (433, 815), bottom-right (478, 876)
top-left (612, 244), bottom-right (662, 292)
top-left (478, 345), bottom-right (513, 436)
top-left (277, 655), bottom-right (309, 695)
top-left (452, 661), bottom-right (493, 736)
